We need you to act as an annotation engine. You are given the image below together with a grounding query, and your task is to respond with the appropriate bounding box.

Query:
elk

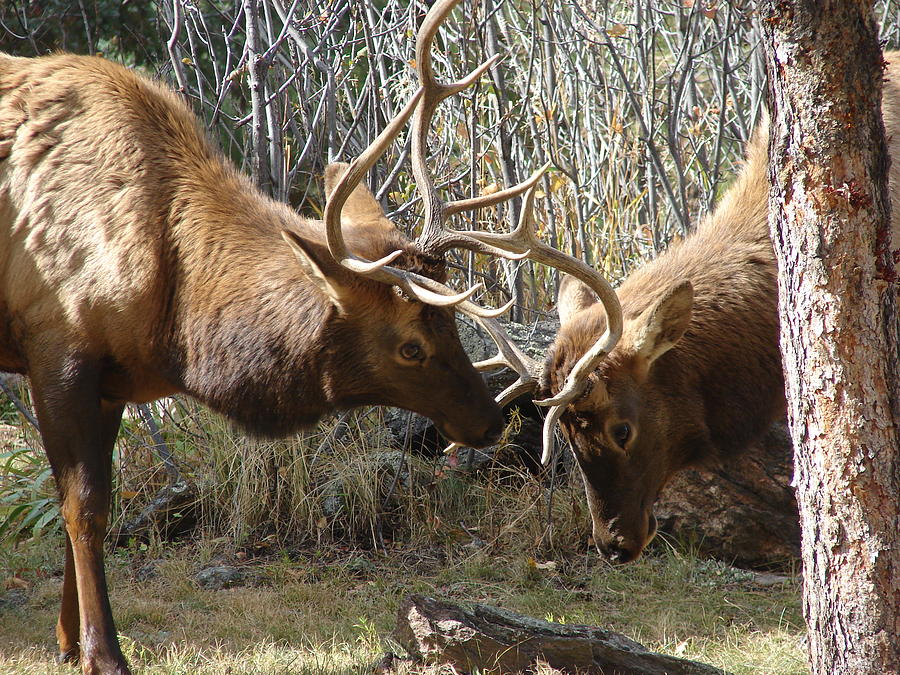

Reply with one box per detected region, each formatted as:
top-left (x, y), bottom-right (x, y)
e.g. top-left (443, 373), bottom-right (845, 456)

top-left (0, 0), bottom-right (618, 672)
top-left (532, 58), bottom-right (900, 564)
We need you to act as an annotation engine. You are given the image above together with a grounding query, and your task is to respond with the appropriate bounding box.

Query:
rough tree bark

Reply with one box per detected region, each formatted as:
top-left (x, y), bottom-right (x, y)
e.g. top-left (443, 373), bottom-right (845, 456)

top-left (761, 2), bottom-right (900, 673)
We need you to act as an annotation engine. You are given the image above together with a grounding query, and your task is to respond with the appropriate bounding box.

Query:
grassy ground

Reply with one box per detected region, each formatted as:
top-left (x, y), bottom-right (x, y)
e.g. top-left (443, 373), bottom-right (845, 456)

top-left (0, 533), bottom-right (806, 675)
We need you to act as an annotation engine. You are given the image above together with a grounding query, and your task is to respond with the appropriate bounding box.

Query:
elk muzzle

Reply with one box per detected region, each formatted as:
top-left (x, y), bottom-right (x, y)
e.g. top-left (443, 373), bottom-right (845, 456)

top-left (592, 510), bottom-right (658, 563)
top-left (438, 406), bottom-right (505, 449)
top-left (579, 465), bottom-right (660, 564)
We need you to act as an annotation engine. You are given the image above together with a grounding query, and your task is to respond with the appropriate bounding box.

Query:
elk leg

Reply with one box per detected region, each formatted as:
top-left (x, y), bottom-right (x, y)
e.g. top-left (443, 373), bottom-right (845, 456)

top-left (30, 356), bottom-right (130, 675)
top-left (56, 532), bottom-right (79, 663)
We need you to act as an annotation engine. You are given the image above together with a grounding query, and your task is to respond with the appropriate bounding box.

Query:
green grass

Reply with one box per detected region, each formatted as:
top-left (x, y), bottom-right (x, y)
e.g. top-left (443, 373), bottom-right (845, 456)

top-left (0, 534), bottom-right (806, 674)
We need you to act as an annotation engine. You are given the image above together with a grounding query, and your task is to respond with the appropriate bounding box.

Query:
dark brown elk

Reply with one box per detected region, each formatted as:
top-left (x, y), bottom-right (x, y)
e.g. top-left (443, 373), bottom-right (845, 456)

top-left (533, 57), bottom-right (900, 564)
top-left (0, 0), bottom-right (618, 671)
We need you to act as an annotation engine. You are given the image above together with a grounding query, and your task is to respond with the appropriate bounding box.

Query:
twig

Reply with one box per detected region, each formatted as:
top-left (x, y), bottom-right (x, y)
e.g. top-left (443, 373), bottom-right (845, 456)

top-left (0, 375), bottom-right (39, 431)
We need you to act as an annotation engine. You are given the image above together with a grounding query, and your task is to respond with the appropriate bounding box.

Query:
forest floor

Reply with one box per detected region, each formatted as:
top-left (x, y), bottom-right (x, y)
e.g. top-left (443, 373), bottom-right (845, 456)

top-left (0, 535), bottom-right (806, 674)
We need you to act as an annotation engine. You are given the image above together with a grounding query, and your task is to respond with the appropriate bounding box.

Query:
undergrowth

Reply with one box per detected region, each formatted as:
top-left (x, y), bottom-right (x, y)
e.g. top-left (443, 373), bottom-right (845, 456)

top-left (0, 403), bottom-right (806, 674)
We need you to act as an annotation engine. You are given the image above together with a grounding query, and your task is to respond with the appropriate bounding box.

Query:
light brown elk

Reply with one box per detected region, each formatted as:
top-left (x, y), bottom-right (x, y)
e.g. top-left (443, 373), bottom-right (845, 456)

top-left (534, 57), bottom-right (900, 564)
top-left (0, 0), bottom-right (618, 671)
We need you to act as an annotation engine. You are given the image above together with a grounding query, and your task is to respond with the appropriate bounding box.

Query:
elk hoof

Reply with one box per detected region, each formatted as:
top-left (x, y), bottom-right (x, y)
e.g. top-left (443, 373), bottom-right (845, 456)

top-left (81, 655), bottom-right (133, 675)
top-left (56, 646), bottom-right (80, 665)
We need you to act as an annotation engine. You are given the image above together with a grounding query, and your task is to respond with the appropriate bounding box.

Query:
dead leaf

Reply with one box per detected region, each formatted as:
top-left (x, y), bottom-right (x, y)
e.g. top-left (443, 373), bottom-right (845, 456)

top-left (5, 576), bottom-right (29, 590)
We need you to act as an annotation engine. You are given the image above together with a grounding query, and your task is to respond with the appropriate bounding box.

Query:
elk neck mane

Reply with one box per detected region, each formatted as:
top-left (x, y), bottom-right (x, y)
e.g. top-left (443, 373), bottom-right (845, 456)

top-left (557, 121), bottom-right (785, 460)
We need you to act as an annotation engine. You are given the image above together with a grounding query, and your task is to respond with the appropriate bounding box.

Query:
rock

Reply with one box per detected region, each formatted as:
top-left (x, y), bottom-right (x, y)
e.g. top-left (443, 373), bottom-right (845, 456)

top-left (134, 561), bottom-right (159, 582)
top-left (346, 556), bottom-right (377, 577)
top-left (394, 594), bottom-right (732, 674)
top-left (749, 571), bottom-right (793, 587)
top-left (322, 450), bottom-right (412, 518)
top-left (655, 422), bottom-right (800, 569)
top-left (195, 565), bottom-right (245, 590)
top-left (0, 589), bottom-right (28, 609)
top-left (113, 480), bottom-right (197, 545)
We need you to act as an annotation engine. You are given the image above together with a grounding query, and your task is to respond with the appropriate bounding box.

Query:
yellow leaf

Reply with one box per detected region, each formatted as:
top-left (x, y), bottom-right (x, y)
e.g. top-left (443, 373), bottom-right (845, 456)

top-left (610, 112), bottom-right (624, 134)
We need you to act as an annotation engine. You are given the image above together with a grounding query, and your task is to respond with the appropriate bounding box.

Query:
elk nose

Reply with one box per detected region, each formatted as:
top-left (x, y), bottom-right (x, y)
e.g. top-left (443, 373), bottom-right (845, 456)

top-left (599, 541), bottom-right (640, 564)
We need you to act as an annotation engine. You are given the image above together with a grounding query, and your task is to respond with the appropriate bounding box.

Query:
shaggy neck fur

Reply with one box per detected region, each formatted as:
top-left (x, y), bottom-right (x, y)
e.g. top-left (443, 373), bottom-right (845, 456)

top-left (626, 124), bottom-right (784, 457)
top-left (133, 95), bottom-right (422, 436)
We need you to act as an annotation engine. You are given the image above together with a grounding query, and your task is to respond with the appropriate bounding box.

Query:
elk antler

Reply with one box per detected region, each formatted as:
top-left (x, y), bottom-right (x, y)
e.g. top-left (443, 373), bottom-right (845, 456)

top-left (325, 0), bottom-right (623, 460)
top-left (408, 1), bottom-right (622, 458)
top-left (409, 0), bottom-right (547, 258)
top-left (323, 90), bottom-right (484, 309)
top-left (443, 185), bottom-right (624, 465)
top-left (323, 0), bottom-right (528, 315)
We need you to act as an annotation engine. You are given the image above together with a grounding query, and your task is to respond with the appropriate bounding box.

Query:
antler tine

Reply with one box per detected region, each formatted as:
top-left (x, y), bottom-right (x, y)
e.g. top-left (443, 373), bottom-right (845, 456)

top-left (444, 173), bottom-right (544, 217)
top-left (320, 2), bottom-right (498, 313)
top-left (443, 314), bottom-right (543, 457)
top-left (456, 183), bottom-right (623, 401)
top-left (452, 181), bottom-right (624, 465)
top-left (325, 88), bottom-right (423, 274)
top-left (411, 0), bottom-right (535, 262)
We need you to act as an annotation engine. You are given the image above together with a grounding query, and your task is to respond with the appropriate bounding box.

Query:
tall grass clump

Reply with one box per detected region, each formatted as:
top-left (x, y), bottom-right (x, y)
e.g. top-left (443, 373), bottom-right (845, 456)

top-left (161, 403), bottom-right (590, 556)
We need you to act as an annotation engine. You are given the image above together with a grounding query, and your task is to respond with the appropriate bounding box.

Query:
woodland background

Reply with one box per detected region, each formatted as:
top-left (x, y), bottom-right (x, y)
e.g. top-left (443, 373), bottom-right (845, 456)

top-left (1, 1), bottom-right (899, 673)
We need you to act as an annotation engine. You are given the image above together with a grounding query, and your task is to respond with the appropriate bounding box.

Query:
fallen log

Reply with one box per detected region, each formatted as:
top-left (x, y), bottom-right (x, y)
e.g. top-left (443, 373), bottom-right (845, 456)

top-left (394, 594), bottom-right (732, 674)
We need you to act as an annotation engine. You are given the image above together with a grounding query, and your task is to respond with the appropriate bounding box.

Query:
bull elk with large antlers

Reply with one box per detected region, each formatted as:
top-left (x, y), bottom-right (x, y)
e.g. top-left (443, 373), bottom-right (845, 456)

top-left (533, 57), bottom-right (900, 564)
top-left (0, 0), bottom-right (619, 672)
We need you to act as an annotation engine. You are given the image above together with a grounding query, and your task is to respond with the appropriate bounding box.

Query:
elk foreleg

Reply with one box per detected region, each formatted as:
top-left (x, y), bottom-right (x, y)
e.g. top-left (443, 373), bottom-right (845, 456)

top-left (29, 354), bottom-right (129, 675)
top-left (57, 531), bottom-right (79, 663)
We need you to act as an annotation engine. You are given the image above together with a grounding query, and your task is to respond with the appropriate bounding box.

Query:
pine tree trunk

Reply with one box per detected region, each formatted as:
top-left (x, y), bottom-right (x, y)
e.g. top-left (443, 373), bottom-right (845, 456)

top-left (761, 2), bottom-right (900, 672)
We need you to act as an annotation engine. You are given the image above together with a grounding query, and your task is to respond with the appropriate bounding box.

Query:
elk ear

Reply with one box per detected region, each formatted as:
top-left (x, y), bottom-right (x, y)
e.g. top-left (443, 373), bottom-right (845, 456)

top-left (281, 230), bottom-right (352, 310)
top-left (631, 280), bottom-right (693, 366)
top-left (324, 162), bottom-right (388, 223)
top-left (557, 274), bottom-right (599, 326)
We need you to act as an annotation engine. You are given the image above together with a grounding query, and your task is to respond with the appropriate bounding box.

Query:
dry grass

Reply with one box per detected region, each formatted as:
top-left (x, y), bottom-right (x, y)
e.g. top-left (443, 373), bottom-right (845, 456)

top-left (0, 404), bottom-right (807, 674)
top-left (0, 530), bottom-right (806, 674)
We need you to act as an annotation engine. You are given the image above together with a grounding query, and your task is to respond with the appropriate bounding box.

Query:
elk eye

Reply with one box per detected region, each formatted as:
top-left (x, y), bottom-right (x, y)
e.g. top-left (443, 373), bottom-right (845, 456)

top-left (400, 342), bottom-right (424, 361)
top-left (611, 422), bottom-right (631, 448)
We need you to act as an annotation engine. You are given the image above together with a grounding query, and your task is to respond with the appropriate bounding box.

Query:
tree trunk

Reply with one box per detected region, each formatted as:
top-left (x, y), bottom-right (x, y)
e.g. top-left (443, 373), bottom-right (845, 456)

top-left (761, 2), bottom-right (900, 673)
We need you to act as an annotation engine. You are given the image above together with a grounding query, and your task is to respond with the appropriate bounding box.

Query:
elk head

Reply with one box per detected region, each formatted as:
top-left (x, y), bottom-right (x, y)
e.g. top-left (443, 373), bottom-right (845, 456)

top-left (543, 276), bottom-right (695, 562)
top-left (312, 0), bottom-right (628, 473)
